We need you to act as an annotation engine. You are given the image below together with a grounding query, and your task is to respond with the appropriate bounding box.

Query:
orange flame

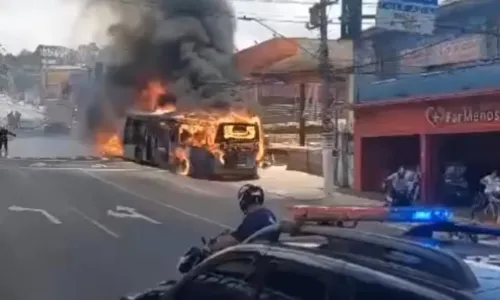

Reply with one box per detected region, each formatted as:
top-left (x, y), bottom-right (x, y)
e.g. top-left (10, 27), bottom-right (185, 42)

top-left (93, 79), bottom-right (266, 168)
top-left (95, 132), bottom-right (124, 157)
top-left (175, 109), bottom-right (265, 168)
top-left (137, 80), bottom-right (176, 114)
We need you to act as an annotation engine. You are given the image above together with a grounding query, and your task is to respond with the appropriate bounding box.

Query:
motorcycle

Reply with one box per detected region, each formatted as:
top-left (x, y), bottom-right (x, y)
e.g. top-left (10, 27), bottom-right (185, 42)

top-left (120, 280), bottom-right (177, 300)
top-left (382, 181), bottom-right (412, 207)
top-left (177, 230), bottom-right (229, 274)
top-left (120, 231), bottom-right (230, 300)
top-left (443, 180), bottom-right (470, 206)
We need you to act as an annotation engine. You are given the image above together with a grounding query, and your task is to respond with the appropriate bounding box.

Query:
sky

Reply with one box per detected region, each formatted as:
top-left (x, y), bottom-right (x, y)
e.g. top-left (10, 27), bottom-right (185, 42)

top-left (0, 0), bottom-right (378, 54)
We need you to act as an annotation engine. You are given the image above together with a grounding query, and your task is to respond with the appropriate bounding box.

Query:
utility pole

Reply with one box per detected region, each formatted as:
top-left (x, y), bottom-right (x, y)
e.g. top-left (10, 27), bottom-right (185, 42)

top-left (308, 0), bottom-right (338, 195)
top-left (298, 83), bottom-right (306, 146)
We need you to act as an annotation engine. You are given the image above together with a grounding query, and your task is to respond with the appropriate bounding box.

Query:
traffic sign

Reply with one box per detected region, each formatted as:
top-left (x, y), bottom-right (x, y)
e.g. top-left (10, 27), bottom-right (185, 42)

top-left (375, 0), bottom-right (438, 35)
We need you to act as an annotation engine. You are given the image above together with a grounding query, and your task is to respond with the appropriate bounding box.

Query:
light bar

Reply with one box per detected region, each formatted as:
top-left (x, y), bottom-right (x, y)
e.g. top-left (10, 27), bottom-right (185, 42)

top-left (290, 205), bottom-right (454, 224)
top-left (388, 207), bottom-right (454, 223)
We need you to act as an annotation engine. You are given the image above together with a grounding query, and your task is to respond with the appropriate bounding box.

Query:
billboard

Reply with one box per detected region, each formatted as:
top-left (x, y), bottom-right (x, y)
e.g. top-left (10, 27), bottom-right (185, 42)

top-left (376, 0), bottom-right (438, 34)
top-left (400, 34), bottom-right (486, 67)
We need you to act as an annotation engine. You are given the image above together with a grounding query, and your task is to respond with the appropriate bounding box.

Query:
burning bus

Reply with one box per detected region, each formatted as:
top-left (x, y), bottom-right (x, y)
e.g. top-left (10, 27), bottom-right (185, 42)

top-left (93, 79), bottom-right (265, 179)
top-left (121, 108), bottom-right (263, 179)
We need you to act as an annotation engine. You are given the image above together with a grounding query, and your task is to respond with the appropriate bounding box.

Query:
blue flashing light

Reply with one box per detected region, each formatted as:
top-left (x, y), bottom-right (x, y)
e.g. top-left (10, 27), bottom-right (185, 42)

top-left (387, 207), bottom-right (454, 223)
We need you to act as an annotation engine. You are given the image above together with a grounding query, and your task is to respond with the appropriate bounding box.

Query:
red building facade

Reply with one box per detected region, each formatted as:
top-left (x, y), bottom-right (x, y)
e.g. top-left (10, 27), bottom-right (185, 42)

top-left (354, 89), bottom-right (500, 203)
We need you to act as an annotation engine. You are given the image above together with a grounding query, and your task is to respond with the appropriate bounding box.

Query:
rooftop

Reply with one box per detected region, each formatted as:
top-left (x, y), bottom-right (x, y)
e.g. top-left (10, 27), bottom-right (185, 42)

top-left (44, 65), bottom-right (89, 71)
top-left (235, 37), bottom-right (353, 77)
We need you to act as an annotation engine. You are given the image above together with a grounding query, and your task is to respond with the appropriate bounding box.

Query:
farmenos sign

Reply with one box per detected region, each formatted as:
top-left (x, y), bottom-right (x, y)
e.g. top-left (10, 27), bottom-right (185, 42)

top-left (426, 106), bottom-right (500, 126)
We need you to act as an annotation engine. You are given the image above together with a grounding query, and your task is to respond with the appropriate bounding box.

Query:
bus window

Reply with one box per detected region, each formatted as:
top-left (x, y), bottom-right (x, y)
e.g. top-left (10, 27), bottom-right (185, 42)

top-left (129, 120), bottom-right (143, 144)
top-left (180, 129), bottom-right (191, 143)
top-left (124, 119), bottom-right (135, 144)
top-left (215, 123), bottom-right (259, 143)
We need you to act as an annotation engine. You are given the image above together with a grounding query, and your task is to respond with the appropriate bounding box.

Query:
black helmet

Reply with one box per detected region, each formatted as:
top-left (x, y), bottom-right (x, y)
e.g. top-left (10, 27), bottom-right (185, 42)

top-left (237, 184), bottom-right (264, 213)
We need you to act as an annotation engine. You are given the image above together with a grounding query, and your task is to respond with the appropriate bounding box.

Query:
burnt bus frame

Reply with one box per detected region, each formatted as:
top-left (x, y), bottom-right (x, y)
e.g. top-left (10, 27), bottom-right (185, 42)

top-left (122, 113), bottom-right (259, 179)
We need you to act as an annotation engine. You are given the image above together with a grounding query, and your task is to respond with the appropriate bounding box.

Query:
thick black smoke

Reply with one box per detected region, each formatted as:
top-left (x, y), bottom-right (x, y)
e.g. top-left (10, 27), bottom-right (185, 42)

top-left (81, 0), bottom-right (240, 136)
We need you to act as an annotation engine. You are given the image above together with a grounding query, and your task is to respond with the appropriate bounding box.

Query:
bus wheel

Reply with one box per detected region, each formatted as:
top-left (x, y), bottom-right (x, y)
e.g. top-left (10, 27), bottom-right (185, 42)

top-left (176, 158), bottom-right (191, 176)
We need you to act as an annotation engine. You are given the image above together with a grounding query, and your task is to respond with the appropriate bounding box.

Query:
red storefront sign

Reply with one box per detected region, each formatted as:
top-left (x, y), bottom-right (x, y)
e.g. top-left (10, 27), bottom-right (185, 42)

top-left (426, 106), bottom-right (500, 126)
top-left (355, 94), bottom-right (500, 137)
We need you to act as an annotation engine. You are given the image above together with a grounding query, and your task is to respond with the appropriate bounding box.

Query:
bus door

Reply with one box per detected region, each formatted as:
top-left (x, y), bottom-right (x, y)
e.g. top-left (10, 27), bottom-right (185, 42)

top-left (123, 117), bottom-right (139, 160)
top-left (166, 124), bottom-right (180, 165)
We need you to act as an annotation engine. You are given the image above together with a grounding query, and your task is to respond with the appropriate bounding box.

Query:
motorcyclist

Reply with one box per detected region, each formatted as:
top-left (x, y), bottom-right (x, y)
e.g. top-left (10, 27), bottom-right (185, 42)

top-left (405, 166), bottom-right (421, 204)
top-left (443, 163), bottom-right (469, 205)
top-left (0, 125), bottom-right (16, 157)
top-left (384, 166), bottom-right (411, 206)
top-left (209, 184), bottom-right (277, 252)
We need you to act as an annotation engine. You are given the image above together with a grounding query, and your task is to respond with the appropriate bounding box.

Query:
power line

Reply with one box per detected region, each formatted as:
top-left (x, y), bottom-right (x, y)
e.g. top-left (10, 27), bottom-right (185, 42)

top-left (117, 0), bottom-right (498, 77)
top-left (232, 0), bottom-right (317, 4)
top-left (239, 16), bottom-right (322, 59)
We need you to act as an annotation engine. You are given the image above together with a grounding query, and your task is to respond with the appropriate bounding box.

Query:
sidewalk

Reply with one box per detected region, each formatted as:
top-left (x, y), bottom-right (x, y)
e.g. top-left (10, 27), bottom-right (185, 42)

top-left (243, 166), bottom-right (477, 223)
top-left (239, 166), bottom-right (383, 207)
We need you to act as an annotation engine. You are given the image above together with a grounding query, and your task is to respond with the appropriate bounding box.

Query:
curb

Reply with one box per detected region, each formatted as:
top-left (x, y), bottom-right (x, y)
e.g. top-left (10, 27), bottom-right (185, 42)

top-left (267, 191), bottom-right (328, 203)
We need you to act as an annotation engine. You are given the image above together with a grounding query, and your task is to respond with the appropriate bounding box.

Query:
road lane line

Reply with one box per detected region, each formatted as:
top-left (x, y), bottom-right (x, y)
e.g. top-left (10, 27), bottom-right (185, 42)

top-left (80, 170), bottom-right (232, 229)
top-left (19, 167), bottom-right (139, 172)
top-left (143, 170), bottom-right (221, 197)
top-left (69, 206), bottom-right (120, 239)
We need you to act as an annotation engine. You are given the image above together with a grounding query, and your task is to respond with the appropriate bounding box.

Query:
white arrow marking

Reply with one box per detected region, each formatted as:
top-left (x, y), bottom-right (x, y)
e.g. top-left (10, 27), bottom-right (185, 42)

top-left (8, 205), bottom-right (62, 224)
top-left (91, 164), bottom-right (107, 168)
top-left (107, 205), bottom-right (161, 224)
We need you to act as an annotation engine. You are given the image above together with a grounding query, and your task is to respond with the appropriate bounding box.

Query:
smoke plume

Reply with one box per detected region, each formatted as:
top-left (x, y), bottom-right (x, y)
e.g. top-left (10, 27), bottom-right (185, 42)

top-left (80, 0), bottom-right (240, 136)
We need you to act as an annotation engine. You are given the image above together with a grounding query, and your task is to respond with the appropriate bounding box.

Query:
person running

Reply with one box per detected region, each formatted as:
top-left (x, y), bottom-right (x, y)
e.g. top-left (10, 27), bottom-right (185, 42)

top-left (0, 125), bottom-right (16, 157)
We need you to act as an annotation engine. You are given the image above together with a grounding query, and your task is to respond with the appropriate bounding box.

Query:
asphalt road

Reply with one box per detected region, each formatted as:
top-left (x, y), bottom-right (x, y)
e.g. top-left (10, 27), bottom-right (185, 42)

top-left (0, 133), bottom-right (405, 300)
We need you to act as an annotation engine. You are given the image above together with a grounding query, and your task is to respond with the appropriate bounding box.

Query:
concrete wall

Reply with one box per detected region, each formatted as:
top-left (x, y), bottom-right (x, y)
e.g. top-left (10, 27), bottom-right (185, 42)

top-left (281, 132), bottom-right (354, 187)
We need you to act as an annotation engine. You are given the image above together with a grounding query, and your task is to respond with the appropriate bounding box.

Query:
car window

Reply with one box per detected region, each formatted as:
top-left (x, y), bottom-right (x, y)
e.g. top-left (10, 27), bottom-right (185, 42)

top-left (258, 260), bottom-right (329, 300)
top-left (172, 258), bottom-right (258, 300)
top-left (349, 277), bottom-right (443, 300)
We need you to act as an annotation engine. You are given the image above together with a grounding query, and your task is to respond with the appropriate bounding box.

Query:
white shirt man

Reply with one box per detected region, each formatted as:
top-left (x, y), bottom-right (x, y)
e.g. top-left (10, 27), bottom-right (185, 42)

top-left (482, 171), bottom-right (500, 198)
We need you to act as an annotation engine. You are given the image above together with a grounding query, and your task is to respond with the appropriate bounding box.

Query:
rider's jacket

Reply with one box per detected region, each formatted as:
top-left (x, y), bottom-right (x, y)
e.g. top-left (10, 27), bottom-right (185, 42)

top-left (231, 207), bottom-right (277, 242)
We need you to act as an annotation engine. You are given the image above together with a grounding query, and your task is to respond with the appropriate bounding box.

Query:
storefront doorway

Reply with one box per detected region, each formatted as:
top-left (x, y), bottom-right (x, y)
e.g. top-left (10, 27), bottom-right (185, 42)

top-left (435, 131), bottom-right (500, 206)
top-left (354, 92), bottom-right (500, 205)
top-left (360, 135), bottom-right (420, 192)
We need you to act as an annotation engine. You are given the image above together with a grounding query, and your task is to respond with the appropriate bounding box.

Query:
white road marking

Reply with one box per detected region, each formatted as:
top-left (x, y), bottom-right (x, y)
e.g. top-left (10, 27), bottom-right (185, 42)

top-left (20, 167), bottom-right (138, 172)
top-left (91, 164), bottom-right (108, 168)
top-left (81, 170), bottom-right (232, 229)
top-left (8, 205), bottom-right (62, 224)
top-left (70, 207), bottom-right (120, 238)
top-left (107, 205), bottom-right (161, 224)
top-left (29, 162), bottom-right (47, 167)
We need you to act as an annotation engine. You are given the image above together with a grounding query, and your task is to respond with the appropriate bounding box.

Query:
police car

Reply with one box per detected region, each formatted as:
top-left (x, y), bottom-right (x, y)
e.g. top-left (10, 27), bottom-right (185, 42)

top-left (122, 206), bottom-right (500, 300)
